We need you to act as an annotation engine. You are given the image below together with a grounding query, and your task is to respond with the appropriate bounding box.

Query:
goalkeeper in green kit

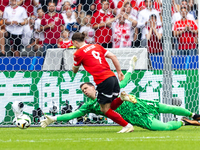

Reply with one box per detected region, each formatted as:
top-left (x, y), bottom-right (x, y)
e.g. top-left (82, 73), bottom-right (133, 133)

top-left (41, 56), bottom-right (200, 131)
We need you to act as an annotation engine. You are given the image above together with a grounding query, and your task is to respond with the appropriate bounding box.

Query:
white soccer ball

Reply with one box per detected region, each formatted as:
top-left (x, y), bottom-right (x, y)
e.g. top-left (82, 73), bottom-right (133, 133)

top-left (16, 114), bottom-right (31, 129)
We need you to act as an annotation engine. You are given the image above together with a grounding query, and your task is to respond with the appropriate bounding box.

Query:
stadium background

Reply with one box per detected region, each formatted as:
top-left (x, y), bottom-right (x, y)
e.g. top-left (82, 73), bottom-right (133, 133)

top-left (0, 0), bottom-right (199, 125)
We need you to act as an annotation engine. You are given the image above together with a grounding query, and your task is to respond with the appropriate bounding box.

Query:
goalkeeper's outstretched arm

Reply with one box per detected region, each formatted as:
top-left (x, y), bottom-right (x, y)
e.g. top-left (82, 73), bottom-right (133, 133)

top-left (40, 110), bottom-right (86, 128)
top-left (119, 55), bottom-right (137, 88)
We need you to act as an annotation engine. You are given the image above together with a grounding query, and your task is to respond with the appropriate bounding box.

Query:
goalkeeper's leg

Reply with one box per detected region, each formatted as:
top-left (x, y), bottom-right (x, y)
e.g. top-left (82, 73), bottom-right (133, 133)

top-left (148, 117), bottom-right (183, 131)
top-left (111, 55), bottom-right (138, 110)
top-left (158, 103), bottom-right (192, 117)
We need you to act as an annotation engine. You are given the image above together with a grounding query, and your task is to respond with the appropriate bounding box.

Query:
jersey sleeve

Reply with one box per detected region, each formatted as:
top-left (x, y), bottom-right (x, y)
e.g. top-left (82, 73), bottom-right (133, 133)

top-left (56, 110), bottom-right (85, 121)
top-left (136, 11), bottom-right (145, 28)
top-left (22, 7), bottom-right (28, 19)
top-left (98, 45), bottom-right (108, 56)
top-left (34, 20), bottom-right (40, 30)
top-left (158, 26), bottom-right (163, 34)
top-left (156, 11), bottom-right (161, 26)
top-left (3, 8), bottom-right (8, 19)
top-left (171, 13), bottom-right (178, 25)
top-left (60, 14), bottom-right (65, 25)
top-left (78, 102), bottom-right (94, 114)
top-left (57, 102), bottom-right (94, 122)
top-left (172, 22), bottom-right (177, 31)
top-left (73, 51), bottom-right (82, 67)
top-left (144, 27), bottom-right (148, 36)
top-left (191, 20), bottom-right (198, 30)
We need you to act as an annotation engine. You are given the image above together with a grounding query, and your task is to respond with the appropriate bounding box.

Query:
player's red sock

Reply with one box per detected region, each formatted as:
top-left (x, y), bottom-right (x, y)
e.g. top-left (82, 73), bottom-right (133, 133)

top-left (105, 108), bottom-right (128, 127)
top-left (110, 97), bottom-right (123, 110)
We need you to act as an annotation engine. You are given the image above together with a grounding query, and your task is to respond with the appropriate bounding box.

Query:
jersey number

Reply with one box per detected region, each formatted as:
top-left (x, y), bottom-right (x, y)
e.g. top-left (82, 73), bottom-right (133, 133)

top-left (92, 51), bottom-right (102, 64)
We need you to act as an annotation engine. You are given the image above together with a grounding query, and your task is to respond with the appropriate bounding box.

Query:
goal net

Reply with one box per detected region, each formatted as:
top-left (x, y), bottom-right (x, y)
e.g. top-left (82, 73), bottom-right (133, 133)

top-left (0, 0), bottom-right (199, 126)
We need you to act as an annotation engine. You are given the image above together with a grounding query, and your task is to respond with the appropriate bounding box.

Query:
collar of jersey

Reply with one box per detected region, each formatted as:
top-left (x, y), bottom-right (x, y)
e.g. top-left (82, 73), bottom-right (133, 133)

top-left (80, 43), bottom-right (88, 49)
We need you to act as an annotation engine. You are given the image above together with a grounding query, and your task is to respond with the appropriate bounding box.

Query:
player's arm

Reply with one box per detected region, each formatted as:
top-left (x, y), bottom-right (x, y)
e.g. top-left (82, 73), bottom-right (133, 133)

top-left (57, 110), bottom-right (85, 121)
top-left (40, 24), bottom-right (51, 31)
top-left (40, 110), bottom-right (86, 128)
top-left (73, 53), bottom-right (81, 73)
top-left (20, 18), bottom-right (28, 26)
top-left (72, 66), bottom-right (80, 73)
top-left (105, 51), bottom-right (124, 81)
top-left (173, 28), bottom-right (186, 37)
top-left (4, 19), bottom-right (12, 25)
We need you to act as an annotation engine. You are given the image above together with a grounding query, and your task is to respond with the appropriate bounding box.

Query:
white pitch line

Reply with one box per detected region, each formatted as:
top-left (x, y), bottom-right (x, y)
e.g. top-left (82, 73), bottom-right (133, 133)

top-left (1, 136), bottom-right (200, 143)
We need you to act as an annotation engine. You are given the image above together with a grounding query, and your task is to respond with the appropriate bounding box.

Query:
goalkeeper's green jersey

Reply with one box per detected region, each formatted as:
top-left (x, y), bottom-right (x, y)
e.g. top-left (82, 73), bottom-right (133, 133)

top-left (79, 97), bottom-right (159, 128)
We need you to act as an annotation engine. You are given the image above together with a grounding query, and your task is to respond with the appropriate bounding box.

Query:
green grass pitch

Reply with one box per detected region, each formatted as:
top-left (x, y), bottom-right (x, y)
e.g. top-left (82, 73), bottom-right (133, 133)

top-left (0, 126), bottom-right (200, 150)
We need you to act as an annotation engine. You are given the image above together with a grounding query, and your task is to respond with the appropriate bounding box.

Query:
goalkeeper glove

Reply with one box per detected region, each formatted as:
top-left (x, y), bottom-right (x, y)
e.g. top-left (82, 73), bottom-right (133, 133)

top-left (40, 115), bottom-right (56, 128)
top-left (128, 55), bottom-right (138, 73)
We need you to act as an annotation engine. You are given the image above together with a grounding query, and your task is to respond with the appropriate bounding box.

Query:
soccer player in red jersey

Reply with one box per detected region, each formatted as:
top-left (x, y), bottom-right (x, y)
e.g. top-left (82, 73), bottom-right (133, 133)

top-left (71, 32), bottom-right (134, 133)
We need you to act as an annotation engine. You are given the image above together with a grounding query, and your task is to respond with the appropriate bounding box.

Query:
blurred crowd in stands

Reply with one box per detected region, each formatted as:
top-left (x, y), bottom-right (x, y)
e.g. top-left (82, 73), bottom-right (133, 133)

top-left (0, 0), bottom-right (198, 58)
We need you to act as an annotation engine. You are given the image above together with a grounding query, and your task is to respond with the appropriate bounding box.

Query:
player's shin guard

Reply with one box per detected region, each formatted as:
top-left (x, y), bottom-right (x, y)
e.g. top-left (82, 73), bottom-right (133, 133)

top-left (105, 108), bottom-right (128, 127)
top-left (110, 97), bottom-right (123, 110)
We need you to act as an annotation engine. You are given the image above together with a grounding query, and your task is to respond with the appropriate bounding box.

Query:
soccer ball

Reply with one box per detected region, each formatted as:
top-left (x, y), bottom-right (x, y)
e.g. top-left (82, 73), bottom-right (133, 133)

top-left (16, 114), bottom-right (31, 129)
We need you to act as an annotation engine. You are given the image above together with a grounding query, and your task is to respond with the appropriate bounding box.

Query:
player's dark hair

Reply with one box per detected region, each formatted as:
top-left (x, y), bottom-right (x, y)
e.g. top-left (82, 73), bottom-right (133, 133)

top-left (37, 8), bottom-right (42, 13)
top-left (181, 0), bottom-right (188, 3)
top-left (48, 1), bottom-right (56, 6)
top-left (101, 0), bottom-right (109, 4)
top-left (150, 14), bottom-right (157, 19)
top-left (72, 32), bottom-right (86, 42)
top-left (86, 13), bottom-right (92, 17)
top-left (145, 0), bottom-right (154, 2)
top-left (80, 82), bottom-right (95, 89)
top-left (62, 29), bottom-right (70, 32)
top-left (63, 1), bottom-right (71, 6)
top-left (180, 6), bottom-right (187, 11)
top-left (62, 1), bottom-right (71, 11)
